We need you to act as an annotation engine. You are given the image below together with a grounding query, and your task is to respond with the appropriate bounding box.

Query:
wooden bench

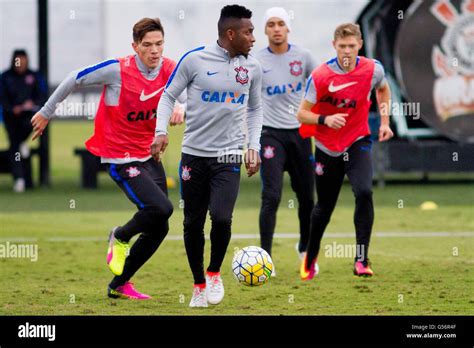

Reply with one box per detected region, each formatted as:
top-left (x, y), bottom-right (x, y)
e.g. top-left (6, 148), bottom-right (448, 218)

top-left (73, 148), bottom-right (107, 188)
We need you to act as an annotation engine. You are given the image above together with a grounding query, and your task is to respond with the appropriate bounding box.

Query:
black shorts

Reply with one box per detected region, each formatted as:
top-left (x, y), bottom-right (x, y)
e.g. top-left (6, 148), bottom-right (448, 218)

top-left (107, 158), bottom-right (169, 210)
top-left (180, 153), bottom-right (241, 226)
top-left (260, 126), bottom-right (314, 203)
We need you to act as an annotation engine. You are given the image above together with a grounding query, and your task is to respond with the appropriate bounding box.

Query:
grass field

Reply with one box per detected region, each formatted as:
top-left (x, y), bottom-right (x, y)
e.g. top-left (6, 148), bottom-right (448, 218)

top-left (0, 121), bottom-right (473, 315)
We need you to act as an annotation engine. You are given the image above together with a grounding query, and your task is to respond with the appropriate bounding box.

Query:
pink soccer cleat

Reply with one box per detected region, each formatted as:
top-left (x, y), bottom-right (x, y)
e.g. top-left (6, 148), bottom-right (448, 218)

top-left (353, 260), bottom-right (374, 277)
top-left (107, 282), bottom-right (151, 300)
top-left (300, 254), bottom-right (319, 281)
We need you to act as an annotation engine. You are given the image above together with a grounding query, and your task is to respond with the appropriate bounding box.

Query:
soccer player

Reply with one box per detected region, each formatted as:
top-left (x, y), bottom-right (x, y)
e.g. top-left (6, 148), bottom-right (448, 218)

top-left (255, 7), bottom-right (317, 268)
top-left (31, 18), bottom-right (185, 299)
top-left (152, 5), bottom-right (263, 307)
top-left (297, 23), bottom-right (393, 280)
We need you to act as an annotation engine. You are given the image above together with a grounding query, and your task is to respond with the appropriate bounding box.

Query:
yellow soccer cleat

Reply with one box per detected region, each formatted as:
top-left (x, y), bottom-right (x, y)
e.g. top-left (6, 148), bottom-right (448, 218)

top-left (106, 227), bottom-right (129, 276)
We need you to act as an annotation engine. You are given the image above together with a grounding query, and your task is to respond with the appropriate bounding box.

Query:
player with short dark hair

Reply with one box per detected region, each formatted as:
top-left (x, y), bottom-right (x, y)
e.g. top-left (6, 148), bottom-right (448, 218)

top-left (255, 7), bottom-right (317, 272)
top-left (31, 17), bottom-right (185, 299)
top-left (297, 23), bottom-right (393, 280)
top-left (152, 4), bottom-right (263, 307)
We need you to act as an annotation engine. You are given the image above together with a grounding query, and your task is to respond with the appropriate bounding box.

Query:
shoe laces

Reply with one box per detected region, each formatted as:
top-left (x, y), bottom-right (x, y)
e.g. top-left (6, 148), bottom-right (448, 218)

top-left (192, 287), bottom-right (206, 302)
top-left (115, 239), bottom-right (130, 255)
top-left (357, 259), bottom-right (370, 268)
top-left (122, 281), bottom-right (137, 292)
top-left (208, 275), bottom-right (222, 292)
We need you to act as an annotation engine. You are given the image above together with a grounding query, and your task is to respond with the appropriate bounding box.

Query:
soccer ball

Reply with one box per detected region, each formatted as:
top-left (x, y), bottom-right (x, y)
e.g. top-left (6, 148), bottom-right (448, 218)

top-left (231, 246), bottom-right (273, 286)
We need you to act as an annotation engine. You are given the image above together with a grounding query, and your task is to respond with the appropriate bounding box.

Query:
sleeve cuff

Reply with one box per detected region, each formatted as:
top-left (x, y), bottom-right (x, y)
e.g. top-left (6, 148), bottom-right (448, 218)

top-left (39, 107), bottom-right (53, 120)
top-left (248, 143), bottom-right (261, 152)
top-left (154, 129), bottom-right (168, 136)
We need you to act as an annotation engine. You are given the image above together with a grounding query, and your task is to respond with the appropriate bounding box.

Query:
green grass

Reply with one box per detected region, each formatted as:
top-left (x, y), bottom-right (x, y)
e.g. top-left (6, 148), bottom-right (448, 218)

top-left (1, 237), bottom-right (472, 315)
top-left (0, 121), bottom-right (473, 315)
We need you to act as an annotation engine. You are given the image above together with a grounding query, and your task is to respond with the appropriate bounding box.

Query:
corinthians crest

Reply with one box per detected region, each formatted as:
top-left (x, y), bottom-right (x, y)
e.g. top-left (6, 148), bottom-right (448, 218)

top-left (431, 0), bottom-right (474, 121)
top-left (289, 60), bottom-right (303, 76)
top-left (234, 66), bottom-right (249, 85)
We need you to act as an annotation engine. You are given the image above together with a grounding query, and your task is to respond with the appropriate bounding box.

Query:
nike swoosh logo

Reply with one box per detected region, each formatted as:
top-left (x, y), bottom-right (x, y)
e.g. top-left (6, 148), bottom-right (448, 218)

top-left (139, 86), bottom-right (165, 102)
top-left (207, 71), bottom-right (219, 76)
top-left (263, 69), bottom-right (271, 73)
top-left (328, 81), bottom-right (358, 92)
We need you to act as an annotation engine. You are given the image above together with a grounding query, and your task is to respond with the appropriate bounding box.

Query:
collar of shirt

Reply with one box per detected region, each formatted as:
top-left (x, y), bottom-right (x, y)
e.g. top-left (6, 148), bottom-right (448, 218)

top-left (333, 56), bottom-right (360, 73)
top-left (134, 54), bottom-right (162, 79)
top-left (266, 43), bottom-right (292, 54)
top-left (212, 41), bottom-right (231, 59)
top-left (212, 41), bottom-right (248, 61)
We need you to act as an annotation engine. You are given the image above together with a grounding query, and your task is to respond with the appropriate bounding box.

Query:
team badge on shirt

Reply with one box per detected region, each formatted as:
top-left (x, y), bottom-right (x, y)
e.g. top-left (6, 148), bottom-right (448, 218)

top-left (315, 162), bottom-right (325, 176)
top-left (234, 66), bottom-right (249, 85)
top-left (181, 165), bottom-right (192, 181)
top-left (126, 166), bottom-right (141, 178)
top-left (25, 74), bottom-right (35, 85)
top-left (263, 146), bottom-right (275, 159)
top-left (289, 61), bottom-right (303, 76)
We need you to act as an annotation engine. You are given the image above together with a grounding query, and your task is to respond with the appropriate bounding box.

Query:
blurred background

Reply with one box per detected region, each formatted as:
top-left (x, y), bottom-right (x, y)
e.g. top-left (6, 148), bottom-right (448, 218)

top-left (0, 0), bottom-right (368, 80)
top-left (0, 0), bottom-right (473, 208)
top-left (0, 0), bottom-right (473, 317)
top-left (0, 0), bottom-right (372, 190)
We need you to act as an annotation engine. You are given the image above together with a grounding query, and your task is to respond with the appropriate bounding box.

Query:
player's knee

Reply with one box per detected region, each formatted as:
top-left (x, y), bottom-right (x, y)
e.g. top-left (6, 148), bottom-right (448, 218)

top-left (312, 203), bottom-right (334, 219)
top-left (298, 198), bottom-right (314, 210)
top-left (261, 192), bottom-right (281, 210)
top-left (183, 213), bottom-right (207, 235)
top-left (142, 204), bottom-right (173, 224)
top-left (183, 224), bottom-right (204, 239)
top-left (210, 212), bottom-right (232, 228)
top-left (160, 221), bottom-right (170, 236)
top-left (162, 201), bottom-right (174, 218)
top-left (353, 187), bottom-right (373, 201)
top-left (150, 200), bottom-right (174, 219)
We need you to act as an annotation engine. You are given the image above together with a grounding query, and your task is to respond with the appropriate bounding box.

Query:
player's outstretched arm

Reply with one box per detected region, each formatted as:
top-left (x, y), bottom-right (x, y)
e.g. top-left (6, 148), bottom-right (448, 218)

top-left (31, 59), bottom-right (120, 140)
top-left (31, 72), bottom-right (78, 140)
top-left (376, 82), bottom-right (394, 142)
top-left (31, 111), bottom-right (49, 140)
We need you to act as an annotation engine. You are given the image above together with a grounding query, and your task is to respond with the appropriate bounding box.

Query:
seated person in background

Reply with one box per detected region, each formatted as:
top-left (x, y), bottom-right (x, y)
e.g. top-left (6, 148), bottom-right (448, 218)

top-left (0, 49), bottom-right (47, 192)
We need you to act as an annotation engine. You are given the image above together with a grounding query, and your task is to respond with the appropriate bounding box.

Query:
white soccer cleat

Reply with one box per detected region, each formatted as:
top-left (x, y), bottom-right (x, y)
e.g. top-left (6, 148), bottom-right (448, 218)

top-left (271, 262), bottom-right (277, 277)
top-left (295, 242), bottom-right (306, 261)
top-left (189, 286), bottom-right (208, 308)
top-left (13, 178), bottom-right (25, 193)
top-left (19, 142), bottom-right (30, 158)
top-left (205, 273), bottom-right (224, 305)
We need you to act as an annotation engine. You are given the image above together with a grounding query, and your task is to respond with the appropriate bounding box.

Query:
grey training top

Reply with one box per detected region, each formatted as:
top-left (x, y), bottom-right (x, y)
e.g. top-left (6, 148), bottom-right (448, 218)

top-left (255, 44), bottom-right (316, 129)
top-left (40, 55), bottom-right (165, 119)
top-left (39, 55), bottom-right (184, 164)
top-left (155, 41), bottom-right (263, 158)
top-left (304, 57), bottom-right (387, 157)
